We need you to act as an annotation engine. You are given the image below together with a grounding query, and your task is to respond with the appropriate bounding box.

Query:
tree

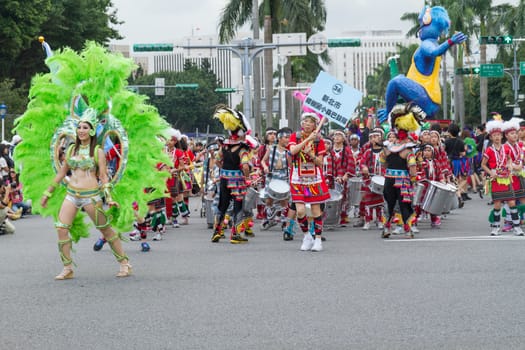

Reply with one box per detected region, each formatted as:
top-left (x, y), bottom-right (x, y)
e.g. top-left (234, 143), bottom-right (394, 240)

top-left (218, 0), bottom-right (327, 132)
top-left (0, 79), bottom-right (29, 139)
top-left (0, 0), bottom-right (122, 88)
top-left (132, 60), bottom-right (227, 133)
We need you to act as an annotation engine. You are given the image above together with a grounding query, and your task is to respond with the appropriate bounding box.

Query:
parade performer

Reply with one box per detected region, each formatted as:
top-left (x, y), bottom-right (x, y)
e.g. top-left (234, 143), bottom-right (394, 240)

top-left (329, 130), bottom-right (356, 225)
top-left (358, 127), bottom-right (386, 230)
top-left (261, 127), bottom-right (292, 230)
top-left (502, 119), bottom-right (525, 235)
top-left (211, 106), bottom-right (252, 243)
top-left (378, 6), bottom-right (466, 121)
top-left (255, 127), bottom-right (277, 220)
top-left (289, 112), bottom-right (330, 252)
top-left (415, 143), bottom-right (445, 228)
top-left (380, 104), bottom-right (422, 238)
top-left (15, 39), bottom-right (170, 279)
top-left (481, 120), bottom-right (524, 236)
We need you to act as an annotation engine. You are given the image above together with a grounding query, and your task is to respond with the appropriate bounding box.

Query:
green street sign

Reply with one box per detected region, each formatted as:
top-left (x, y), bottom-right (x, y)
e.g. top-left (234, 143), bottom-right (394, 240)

top-left (479, 35), bottom-right (513, 45)
top-left (133, 44), bottom-right (174, 52)
top-left (520, 62), bottom-right (525, 76)
top-left (175, 84), bottom-right (199, 89)
top-left (215, 88), bottom-right (236, 93)
top-left (455, 67), bottom-right (480, 75)
top-left (327, 38), bottom-right (361, 47)
top-left (480, 63), bottom-right (504, 78)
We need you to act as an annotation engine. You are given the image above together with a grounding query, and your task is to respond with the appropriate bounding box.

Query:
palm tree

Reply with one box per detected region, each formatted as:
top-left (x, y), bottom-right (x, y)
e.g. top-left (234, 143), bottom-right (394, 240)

top-left (219, 0), bottom-right (327, 133)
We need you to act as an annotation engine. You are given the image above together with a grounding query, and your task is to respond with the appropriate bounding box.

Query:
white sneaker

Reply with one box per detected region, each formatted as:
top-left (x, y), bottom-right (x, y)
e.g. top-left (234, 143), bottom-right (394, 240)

top-left (311, 238), bottom-right (323, 252)
top-left (153, 233), bottom-right (163, 241)
top-left (411, 225), bottom-right (420, 234)
top-left (300, 234), bottom-right (314, 251)
top-left (514, 226), bottom-right (524, 236)
top-left (129, 234), bottom-right (141, 241)
top-left (393, 226), bottom-right (403, 235)
top-left (490, 226), bottom-right (501, 236)
top-left (172, 220), bottom-right (180, 228)
top-left (377, 222), bottom-right (384, 230)
top-left (362, 222), bottom-right (370, 230)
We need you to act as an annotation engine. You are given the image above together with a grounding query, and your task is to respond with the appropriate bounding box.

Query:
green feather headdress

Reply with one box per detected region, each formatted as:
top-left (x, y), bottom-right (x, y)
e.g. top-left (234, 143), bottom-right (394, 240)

top-left (14, 41), bottom-right (171, 242)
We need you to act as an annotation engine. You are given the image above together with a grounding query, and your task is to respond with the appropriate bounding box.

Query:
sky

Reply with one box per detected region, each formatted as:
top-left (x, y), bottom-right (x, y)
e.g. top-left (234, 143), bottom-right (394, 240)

top-left (108, 0), bottom-right (437, 45)
top-left (110, 0), bottom-right (518, 45)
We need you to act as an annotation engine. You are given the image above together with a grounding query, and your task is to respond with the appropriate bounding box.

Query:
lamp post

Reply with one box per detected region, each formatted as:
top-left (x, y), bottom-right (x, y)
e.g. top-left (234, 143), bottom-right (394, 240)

top-left (0, 103), bottom-right (7, 142)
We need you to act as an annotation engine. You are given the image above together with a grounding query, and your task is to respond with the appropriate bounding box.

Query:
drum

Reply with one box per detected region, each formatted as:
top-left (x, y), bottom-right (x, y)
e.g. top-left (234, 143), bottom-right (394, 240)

top-left (204, 195), bottom-right (214, 228)
top-left (412, 182), bottom-right (426, 206)
top-left (324, 189), bottom-right (342, 226)
top-left (267, 179), bottom-right (290, 200)
top-left (444, 183), bottom-right (459, 211)
top-left (420, 181), bottom-right (455, 215)
top-left (242, 187), bottom-right (259, 212)
top-left (369, 175), bottom-right (385, 195)
top-left (347, 177), bottom-right (363, 206)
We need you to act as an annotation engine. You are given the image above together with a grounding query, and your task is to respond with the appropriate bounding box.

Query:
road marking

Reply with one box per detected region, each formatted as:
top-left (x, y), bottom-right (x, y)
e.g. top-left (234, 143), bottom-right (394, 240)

top-left (385, 235), bottom-right (525, 242)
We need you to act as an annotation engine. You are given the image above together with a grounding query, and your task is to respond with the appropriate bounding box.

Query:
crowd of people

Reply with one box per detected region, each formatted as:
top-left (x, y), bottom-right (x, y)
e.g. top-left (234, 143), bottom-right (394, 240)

top-left (0, 135), bottom-right (30, 237)
top-left (117, 104), bottom-right (522, 255)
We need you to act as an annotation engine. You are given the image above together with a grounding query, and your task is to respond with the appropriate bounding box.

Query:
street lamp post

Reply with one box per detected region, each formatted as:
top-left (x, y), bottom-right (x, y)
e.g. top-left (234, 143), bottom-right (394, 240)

top-left (0, 103), bottom-right (7, 142)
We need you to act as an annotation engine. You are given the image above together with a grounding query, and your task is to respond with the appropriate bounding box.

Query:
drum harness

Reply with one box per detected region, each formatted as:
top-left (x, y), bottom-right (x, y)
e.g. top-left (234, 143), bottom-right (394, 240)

top-left (269, 144), bottom-right (289, 180)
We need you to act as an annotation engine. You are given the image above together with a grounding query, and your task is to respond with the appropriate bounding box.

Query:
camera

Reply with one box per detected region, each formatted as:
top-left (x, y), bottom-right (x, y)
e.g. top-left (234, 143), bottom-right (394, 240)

top-left (10, 183), bottom-right (16, 188)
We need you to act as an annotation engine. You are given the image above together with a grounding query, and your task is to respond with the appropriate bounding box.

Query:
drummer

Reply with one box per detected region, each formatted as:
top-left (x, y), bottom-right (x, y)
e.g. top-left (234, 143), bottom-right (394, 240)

top-left (328, 130), bottom-right (356, 225)
top-left (415, 143), bottom-right (446, 229)
top-left (358, 127), bottom-right (386, 230)
top-left (255, 127), bottom-right (278, 220)
top-left (261, 127), bottom-right (292, 229)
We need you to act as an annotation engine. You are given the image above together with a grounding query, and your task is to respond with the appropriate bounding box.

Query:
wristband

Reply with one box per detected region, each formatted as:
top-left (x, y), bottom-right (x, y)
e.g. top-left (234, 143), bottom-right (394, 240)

top-left (447, 39), bottom-right (454, 46)
top-left (43, 190), bottom-right (52, 198)
top-left (102, 183), bottom-right (114, 202)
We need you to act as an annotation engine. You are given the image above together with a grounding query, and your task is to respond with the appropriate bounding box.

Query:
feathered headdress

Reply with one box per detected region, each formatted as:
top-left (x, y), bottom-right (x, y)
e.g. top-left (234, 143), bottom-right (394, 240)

top-left (390, 103), bottom-right (426, 134)
top-left (486, 120), bottom-right (504, 135)
top-left (503, 117), bottom-right (523, 133)
top-left (213, 105), bottom-right (251, 136)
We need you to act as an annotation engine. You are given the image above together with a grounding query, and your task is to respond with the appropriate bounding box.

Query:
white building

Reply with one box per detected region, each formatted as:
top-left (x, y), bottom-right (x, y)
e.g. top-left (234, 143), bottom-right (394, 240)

top-left (326, 30), bottom-right (417, 96)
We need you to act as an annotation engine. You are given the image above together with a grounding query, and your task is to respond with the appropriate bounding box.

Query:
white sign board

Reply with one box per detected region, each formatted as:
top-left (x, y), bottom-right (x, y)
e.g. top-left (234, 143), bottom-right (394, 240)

top-left (272, 33), bottom-right (307, 56)
top-left (155, 77), bottom-right (165, 96)
top-left (182, 35), bottom-right (218, 58)
top-left (304, 71), bottom-right (363, 127)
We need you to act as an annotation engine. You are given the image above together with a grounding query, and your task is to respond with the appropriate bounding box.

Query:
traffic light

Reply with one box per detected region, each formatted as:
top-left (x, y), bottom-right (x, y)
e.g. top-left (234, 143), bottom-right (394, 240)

top-left (133, 44), bottom-right (174, 52)
top-left (327, 38), bottom-right (361, 48)
top-left (215, 88), bottom-right (236, 93)
top-left (175, 84), bottom-right (198, 89)
top-left (479, 35), bottom-right (513, 45)
top-left (455, 67), bottom-right (480, 75)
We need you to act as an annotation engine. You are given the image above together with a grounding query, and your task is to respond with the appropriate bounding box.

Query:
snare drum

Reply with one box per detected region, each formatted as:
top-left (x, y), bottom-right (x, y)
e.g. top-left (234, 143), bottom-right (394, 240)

top-left (267, 179), bottom-right (289, 200)
top-left (347, 177), bottom-right (363, 206)
top-left (412, 182), bottom-right (426, 206)
top-left (324, 189), bottom-right (342, 226)
top-left (421, 181), bottom-right (454, 215)
top-left (369, 175), bottom-right (385, 195)
top-left (242, 187), bottom-right (259, 212)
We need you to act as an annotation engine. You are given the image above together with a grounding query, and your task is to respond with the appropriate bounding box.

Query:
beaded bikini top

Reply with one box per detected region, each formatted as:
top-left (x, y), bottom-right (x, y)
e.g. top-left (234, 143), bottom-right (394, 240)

top-left (66, 145), bottom-right (97, 171)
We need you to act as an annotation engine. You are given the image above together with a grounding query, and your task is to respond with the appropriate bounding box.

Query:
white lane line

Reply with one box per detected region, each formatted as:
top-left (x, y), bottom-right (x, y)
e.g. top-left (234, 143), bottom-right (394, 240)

top-left (385, 235), bottom-right (525, 242)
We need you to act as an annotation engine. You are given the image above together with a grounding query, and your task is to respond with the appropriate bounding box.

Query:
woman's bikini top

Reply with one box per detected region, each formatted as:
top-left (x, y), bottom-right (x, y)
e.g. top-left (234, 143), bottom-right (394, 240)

top-left (66, 145), bottom-right (98, 171)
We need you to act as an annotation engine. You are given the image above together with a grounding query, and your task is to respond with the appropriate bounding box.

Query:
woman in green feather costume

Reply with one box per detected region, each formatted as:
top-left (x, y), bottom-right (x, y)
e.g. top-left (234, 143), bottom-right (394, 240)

top-left (14, 39), bottom-right (171, 280)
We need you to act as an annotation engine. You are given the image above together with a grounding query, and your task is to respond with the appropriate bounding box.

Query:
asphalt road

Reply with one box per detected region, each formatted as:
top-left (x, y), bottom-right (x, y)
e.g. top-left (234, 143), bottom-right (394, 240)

top-left (1, 194), bottom-right (525, 350)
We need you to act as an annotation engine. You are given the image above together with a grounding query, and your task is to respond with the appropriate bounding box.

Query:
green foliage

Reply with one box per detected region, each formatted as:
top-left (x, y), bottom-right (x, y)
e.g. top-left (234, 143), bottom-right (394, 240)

top-left (0, 0), bottom-right (122, 88)
top-left (132, 60), bottom-right (228, 133)
top-left (0, 79), bottom-right (29, 139)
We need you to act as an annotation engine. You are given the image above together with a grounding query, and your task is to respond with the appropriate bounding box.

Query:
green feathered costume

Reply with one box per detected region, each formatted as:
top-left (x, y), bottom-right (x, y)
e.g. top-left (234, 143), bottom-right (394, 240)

top-left (14, 41), bottom-right (171, 242)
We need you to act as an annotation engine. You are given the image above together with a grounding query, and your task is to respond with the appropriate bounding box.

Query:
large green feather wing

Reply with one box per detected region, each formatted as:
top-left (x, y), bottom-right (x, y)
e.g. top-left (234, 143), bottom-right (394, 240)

top-left (14, 42), bottom-right (171, 242)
